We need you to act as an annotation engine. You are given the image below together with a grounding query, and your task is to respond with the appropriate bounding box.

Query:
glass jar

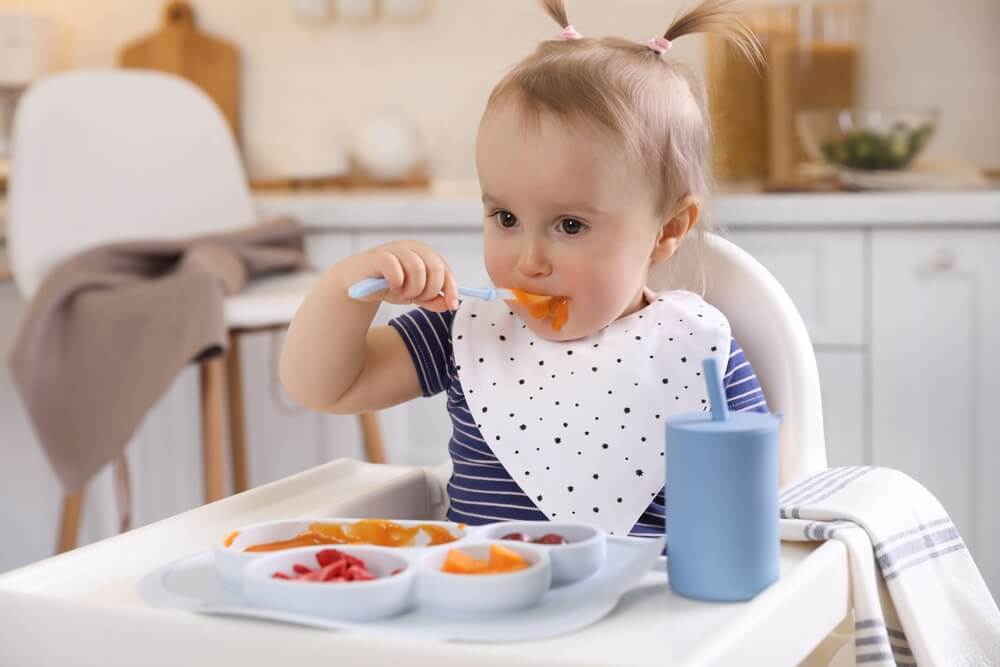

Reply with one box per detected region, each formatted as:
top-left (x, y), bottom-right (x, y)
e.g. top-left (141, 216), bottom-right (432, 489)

top-left (707, 1), bottom-right (868, 185)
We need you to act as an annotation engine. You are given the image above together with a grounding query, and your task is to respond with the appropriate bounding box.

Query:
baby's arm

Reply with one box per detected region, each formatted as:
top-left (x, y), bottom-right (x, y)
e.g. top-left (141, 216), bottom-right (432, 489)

top-left (279, 241), bottom-right (459, 414)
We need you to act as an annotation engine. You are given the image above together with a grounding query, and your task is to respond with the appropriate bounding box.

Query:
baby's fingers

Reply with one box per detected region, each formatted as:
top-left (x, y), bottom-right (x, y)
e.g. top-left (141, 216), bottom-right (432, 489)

top-left (366, 251), bottom-right (405, 298)
top-left (397, 249), bottom-right (428, 301)
top-left (411, 249), bottom-right (457, 311)
top-left (420, 275), bottom-right (457, 312)
top-left (441, 269), bottom-right (459, 311)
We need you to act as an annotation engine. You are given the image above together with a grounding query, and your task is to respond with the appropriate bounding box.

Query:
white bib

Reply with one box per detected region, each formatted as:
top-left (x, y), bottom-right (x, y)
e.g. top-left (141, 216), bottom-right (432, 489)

top-left (452, 290), bottom-right (732, 535)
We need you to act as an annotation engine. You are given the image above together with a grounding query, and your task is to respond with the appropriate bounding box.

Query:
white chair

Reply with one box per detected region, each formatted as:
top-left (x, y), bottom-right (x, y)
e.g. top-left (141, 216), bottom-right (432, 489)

top-left (420, 232), bottom-right (829, 515)
top-left (696, 232), bottom-right (828, 485)
top-left (7, 69), bottom-right (386, 553)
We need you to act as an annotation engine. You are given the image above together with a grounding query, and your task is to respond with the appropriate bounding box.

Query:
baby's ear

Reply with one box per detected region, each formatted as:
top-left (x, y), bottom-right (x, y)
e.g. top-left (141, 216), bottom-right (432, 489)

top-left (651, 196), bottom-right (700, 263)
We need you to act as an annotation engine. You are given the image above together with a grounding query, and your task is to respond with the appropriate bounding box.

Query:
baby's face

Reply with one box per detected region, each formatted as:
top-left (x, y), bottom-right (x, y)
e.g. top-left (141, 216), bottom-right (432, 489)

top-left (476, 103), bottom-right (663, 341)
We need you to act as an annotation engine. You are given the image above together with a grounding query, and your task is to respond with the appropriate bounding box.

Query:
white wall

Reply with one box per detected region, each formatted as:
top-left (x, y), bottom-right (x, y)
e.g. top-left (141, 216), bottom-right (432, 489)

top-left (1, 0), bottom-right (997, 180)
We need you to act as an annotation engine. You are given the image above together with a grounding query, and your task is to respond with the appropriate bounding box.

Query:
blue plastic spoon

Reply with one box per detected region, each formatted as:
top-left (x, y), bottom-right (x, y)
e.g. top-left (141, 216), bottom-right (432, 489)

top-left (347, 277), bottom-right (516, 302)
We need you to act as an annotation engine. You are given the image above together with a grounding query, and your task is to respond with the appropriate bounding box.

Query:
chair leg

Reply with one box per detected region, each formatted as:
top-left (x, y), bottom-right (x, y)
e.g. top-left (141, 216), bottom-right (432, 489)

top-left (57, 489), bottom-right (85, 554)
top-left (358, 412), bottom-right (386, 464)
top-left (226, 331), bottom-right (250, 493)
top-left (200, 355), bottom-right (227, 503)
top-left (112, 454), bottom-right (132, 534)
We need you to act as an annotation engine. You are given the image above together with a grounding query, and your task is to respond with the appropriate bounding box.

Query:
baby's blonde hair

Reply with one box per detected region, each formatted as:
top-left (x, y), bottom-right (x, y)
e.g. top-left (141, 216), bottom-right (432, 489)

top-left (485, 0), bottom-right (763, 226)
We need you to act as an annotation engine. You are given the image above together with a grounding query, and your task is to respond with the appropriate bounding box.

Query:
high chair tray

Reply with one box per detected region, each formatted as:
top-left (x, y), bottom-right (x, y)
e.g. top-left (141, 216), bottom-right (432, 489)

top-left (0, 458), bottom-right (850, 666)
top-left (138, 535), bottom-right (662, 642)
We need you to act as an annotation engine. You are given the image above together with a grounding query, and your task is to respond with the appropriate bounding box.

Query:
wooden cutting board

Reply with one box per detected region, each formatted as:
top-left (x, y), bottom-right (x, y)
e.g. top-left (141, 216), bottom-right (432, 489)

top-left (119, 1), bottom-right (240, 142)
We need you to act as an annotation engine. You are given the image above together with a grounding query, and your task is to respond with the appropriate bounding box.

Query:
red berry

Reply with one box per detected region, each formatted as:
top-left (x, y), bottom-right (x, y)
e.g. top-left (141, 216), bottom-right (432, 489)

top-left (533, 533), bottom-right (568, 545)
top-left (315, 548), bottom-right (348, 567)
top-left (501, 532), bottom-right (529, 541)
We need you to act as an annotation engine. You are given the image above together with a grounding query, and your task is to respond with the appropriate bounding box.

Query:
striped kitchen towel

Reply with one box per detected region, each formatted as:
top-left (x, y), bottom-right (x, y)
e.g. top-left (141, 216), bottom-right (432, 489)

top-left (779, 466), bottom-right (1000, 667)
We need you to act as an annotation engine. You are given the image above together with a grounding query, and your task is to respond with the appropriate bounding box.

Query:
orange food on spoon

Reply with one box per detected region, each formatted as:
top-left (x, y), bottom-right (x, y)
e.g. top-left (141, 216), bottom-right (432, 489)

top-left (549, 298), bottom-right (569, 331)
top-left (509, 288), bottom-right (570, 332)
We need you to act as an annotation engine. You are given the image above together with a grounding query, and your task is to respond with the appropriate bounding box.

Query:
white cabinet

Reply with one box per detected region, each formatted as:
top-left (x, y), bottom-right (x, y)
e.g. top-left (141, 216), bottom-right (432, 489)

top-left (725, 230), bottom-right (865, 346)
top-left (304, 231), bottom-right (354, 270)
top-left (727, 230), bottom-right (868, 469)
top-left (872, 230), bottom-right (1000, 595)
top-left (815, 350), bottom-right (867, 467)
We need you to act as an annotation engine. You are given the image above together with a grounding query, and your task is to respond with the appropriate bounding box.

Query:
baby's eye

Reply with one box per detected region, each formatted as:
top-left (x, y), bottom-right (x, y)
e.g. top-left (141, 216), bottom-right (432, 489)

top-left (494, 210), bottom-right (519, 229)
top-left (557, 218), bottom-right (586, 235)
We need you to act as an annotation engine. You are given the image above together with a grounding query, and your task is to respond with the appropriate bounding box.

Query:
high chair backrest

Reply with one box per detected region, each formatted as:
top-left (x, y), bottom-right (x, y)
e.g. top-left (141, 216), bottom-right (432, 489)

top-left (694, 233), bottom-right (828, 486)
top-left (7, 69), bottom-right (255, 300)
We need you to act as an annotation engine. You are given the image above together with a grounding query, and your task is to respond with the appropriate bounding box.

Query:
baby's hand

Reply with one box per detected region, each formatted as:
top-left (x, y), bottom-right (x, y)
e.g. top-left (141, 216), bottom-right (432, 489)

top-left (352, 240), bottom-right (459, 312)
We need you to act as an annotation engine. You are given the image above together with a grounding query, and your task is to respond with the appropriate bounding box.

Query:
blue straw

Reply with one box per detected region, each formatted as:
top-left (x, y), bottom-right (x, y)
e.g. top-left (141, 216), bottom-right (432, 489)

top-left (702, 357), bottom-right (729, 422)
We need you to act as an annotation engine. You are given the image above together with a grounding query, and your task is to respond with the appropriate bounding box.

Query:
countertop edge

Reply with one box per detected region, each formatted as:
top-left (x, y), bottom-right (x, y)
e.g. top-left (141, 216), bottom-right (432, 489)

top-left (253, 190), bottom-right (1000, 229)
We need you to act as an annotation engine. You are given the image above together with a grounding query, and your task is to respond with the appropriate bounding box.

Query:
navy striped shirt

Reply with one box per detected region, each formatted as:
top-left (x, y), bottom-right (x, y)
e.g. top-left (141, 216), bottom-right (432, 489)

top-left (389, 307), bottom-right (768, 537)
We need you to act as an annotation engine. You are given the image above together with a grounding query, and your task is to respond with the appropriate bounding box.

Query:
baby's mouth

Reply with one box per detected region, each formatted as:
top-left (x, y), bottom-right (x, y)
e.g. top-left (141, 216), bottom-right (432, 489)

top-left (507, 288), bottom-right (570, 332)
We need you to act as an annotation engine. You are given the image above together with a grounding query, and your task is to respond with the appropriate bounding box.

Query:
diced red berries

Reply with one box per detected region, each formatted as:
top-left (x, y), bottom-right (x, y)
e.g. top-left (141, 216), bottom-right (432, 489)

top-left (271, 549), bottom-right (381, 583)
top-left (501, 532), bottom-right (528, 541)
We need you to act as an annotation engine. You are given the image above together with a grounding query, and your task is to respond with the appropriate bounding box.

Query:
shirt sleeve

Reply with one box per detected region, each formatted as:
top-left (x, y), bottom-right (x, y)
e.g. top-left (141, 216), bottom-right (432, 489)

top-left (724, 337), bottom-right (769, 413)
top-left (387, 308), bottom-right (457, 397)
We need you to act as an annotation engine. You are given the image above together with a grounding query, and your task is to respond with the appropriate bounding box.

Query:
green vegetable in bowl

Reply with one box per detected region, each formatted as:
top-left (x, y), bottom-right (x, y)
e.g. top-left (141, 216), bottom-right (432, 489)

top-left (821, 122), bottom-right (934, 170)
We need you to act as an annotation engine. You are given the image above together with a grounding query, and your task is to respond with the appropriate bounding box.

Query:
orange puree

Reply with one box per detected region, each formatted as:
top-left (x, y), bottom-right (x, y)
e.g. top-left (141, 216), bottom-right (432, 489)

top-left (509, 288), bottom-right (569, 332)
top-left (243, 519), bottom-right (461, 553)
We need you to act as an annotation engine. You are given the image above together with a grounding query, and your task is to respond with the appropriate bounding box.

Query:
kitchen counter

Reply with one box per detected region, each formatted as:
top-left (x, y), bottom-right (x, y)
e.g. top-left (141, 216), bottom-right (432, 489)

top-left (2, 188), bottom-right (999, 285)
top-left (253, 185), bottom-right (1000, 231)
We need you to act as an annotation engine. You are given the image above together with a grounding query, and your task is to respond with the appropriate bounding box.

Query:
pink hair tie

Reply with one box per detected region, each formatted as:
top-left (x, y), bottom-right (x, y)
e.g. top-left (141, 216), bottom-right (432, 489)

top-left (647, 36), bottom-right (672, 54)
top-left (560, 25), bottom-right (582, 40)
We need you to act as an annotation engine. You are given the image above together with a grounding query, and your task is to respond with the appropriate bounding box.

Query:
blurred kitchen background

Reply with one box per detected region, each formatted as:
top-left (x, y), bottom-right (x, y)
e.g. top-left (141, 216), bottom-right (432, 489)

top-left (0, 0), bottom-right (998, 596)
top-left (1, 0), bottom-right (997, 182)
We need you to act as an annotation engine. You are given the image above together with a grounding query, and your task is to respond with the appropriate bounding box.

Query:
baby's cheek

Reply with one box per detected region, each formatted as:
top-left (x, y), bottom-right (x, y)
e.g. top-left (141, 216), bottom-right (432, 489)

top-left (575, 277), bottom-right (628, 319)
top-left (483, 249), bottom-right (510, 287)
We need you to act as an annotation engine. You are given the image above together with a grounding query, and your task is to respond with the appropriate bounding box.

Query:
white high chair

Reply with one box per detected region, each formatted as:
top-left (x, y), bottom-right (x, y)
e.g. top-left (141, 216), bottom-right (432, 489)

top-left (7, 69), bottom-right (386, 553)
top-left (685, 232), bottom-right (828, 484)
top-left (418, 232), bottom-right (829, 515)
top-left (410, 233), bottom-right (846, 664)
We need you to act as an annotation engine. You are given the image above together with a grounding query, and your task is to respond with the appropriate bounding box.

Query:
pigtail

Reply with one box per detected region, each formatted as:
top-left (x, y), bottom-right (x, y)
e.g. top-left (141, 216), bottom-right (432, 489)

top-left (540, 0), bottom-right (571, 29)
top-left (662, 0), bottom-right (764, 71)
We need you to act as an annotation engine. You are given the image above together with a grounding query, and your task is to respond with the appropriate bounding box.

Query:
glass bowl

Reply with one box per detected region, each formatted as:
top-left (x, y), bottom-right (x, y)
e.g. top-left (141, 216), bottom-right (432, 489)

top-left (797, 107), bottom-right (939, 171)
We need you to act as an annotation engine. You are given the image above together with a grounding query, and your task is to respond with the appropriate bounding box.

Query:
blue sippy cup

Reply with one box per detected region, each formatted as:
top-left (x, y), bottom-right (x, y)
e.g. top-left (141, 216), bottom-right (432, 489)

top-left (664, 357), bottom-right (781, 601)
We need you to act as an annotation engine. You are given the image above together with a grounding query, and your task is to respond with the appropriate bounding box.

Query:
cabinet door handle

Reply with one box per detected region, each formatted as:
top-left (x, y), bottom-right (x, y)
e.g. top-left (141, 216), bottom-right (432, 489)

top-left (930, 250), bottom-right (956, 272)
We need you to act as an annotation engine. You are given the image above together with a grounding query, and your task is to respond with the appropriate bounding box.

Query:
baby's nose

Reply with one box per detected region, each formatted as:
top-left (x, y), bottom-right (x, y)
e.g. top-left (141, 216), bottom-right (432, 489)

top-left (516, 240), bottom-right (551, 278)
